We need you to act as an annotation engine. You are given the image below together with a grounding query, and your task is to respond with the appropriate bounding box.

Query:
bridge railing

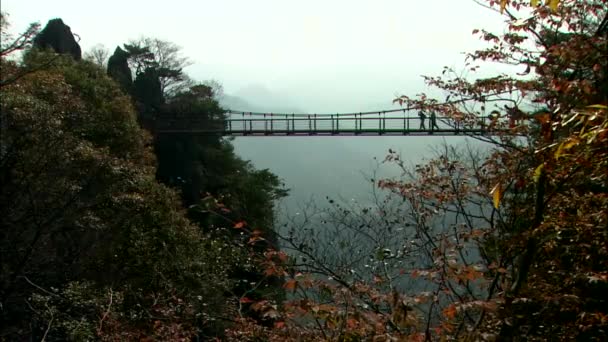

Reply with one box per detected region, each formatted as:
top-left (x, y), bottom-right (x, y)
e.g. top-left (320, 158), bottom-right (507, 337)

top-left (223, 113), bottom-right (489, 135)
top-left (156, 111), bottom-right (499, 135)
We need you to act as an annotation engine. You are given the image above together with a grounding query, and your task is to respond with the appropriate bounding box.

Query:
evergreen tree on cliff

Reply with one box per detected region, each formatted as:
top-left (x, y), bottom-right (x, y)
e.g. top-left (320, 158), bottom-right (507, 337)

top-left (106, 46), bottom-right (132, 93)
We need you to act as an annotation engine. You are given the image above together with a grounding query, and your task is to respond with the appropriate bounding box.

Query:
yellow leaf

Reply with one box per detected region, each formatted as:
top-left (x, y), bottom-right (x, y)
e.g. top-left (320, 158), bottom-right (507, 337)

top-left (500, 0), bottom-right (509, 13)
top-left (555, 139), bottom-right (579, 159)
top-left (586, 104), bottom-right (608, 109)
top-left (533, 164), bottom-right (544, 183)
top-left (490, 183), bottom-right (502, 209)
top-left (531, 0), bottom-right (539, 7)
top-left (563, 139), bottom-right (578, 150)
top-left (554, 142), bottom-right (564, 159)
top-left (546, 0), bottom-right (559, 12)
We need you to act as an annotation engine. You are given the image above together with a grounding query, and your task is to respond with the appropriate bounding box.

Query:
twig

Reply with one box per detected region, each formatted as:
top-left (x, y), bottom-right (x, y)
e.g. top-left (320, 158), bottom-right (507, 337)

top-left (19, 276), bottom-right (59, 297)
top-left (40, 301), bottom-right (54, 342)
top-left (97, 288), bottom-right (113, 335)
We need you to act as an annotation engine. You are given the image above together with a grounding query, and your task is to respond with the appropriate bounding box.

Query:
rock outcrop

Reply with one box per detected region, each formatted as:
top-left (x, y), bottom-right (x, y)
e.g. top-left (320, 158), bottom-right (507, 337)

top-left (33, 19), bottom-right (81, 60)
top-left (107, 46), bottom-right (133, 93)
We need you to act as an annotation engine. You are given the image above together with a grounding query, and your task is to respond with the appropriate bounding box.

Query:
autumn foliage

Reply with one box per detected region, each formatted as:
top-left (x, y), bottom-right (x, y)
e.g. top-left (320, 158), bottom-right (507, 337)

top-left (225, 0), bottom-right (608, 340)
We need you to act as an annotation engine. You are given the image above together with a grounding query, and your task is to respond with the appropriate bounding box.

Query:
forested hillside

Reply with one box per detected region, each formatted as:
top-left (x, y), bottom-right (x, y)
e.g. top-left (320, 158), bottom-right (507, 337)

top-left (1, 15), bottom-right (286, 340)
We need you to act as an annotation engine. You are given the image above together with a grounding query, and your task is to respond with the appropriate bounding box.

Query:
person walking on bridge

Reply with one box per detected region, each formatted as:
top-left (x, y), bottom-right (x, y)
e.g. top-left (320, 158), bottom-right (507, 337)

top-left (418, 110), bottom-right (427, 130)
top-left (430, 111), bottom-right (439, 131)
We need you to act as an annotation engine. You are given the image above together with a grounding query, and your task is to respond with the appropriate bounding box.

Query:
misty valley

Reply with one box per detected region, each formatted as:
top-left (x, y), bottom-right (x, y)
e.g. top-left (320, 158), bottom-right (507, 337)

top-left (2, 1), bottom-right (607, 340)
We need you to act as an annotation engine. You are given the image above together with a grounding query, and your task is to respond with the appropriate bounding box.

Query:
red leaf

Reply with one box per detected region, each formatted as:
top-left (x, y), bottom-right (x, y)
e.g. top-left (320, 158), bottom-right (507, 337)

top-left (346, 318), bottom-right (358, 329)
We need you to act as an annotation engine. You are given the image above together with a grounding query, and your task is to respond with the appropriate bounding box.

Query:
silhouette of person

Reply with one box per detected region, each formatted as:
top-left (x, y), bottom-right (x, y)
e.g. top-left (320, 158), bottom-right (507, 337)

top-left (418, 111), bottom-right (427, 130)
top-left (430, 111), bottom-right (439, 130)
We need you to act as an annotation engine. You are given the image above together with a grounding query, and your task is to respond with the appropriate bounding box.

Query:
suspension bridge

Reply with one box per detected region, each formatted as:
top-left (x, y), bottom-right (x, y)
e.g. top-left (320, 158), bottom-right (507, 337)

top-left (155, 108), bottom-right (505, 137)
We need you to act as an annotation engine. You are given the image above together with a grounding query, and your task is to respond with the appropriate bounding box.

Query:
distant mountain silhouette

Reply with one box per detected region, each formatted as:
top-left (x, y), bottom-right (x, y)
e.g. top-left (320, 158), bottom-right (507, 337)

top-left (219, 94), bottom-right (253, 111)
top-left (222, 84), bottom-right (305, 113)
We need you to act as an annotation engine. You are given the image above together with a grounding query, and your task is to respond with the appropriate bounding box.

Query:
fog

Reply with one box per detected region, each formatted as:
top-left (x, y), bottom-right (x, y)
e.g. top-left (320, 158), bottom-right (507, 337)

top-left (3, 0), bottom-right (500, 209)
top-left (219, 88), bottom-right (486, 210)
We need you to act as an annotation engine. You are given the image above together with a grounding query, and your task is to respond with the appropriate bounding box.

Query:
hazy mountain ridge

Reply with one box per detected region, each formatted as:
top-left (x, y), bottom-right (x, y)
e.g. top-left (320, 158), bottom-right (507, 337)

top-left (220, 84), bottom-right (305, 114)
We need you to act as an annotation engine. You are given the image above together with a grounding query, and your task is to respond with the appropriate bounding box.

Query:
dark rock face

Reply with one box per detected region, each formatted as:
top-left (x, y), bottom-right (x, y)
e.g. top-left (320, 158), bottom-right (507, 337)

top-left (33, 19), bottom-right (81, 60)
top-left (107, 46), bottom-right (133, 93)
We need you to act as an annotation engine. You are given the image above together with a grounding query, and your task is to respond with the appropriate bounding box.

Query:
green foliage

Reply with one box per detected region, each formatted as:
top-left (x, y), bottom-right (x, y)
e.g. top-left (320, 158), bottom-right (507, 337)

top-left (1, 13), bottom-right (290, 339)
top-left (0, 49), bottom-right (241, 340)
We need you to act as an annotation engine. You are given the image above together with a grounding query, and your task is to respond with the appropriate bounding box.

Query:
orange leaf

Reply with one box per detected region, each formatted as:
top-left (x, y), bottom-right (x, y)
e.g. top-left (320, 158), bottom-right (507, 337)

top-left (500, 0), bottom-right (509, 13)
top-left (284, 279), bottom-right (297, 291)
top-left (443, 304), bottom-right (457, 319)
top-left (233, 221), bottom-right (246, 229)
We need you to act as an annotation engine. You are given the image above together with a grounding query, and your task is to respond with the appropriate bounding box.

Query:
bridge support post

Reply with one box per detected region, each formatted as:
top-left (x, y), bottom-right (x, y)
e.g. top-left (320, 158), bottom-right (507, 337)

top-left (336, 113), bottom-right (339, 132)
top-left (382, 112), bottom-right (386, 133)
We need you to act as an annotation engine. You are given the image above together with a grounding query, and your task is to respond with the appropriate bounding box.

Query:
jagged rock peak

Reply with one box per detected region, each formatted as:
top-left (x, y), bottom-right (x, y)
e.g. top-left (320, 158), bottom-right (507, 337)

top-left (33, 18), bottom-right (82, 60)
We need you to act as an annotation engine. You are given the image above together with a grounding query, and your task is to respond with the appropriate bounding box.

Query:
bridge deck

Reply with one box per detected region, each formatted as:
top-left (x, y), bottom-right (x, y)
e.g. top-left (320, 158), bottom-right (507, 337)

top-left (158, 128), bottom-right (489, 136)
top-left (155, 112), bottom-right (502, 137)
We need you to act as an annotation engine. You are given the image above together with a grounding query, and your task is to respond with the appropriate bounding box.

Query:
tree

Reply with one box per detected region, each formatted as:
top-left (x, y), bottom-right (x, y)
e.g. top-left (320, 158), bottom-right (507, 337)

top-left (0, 12), bottom-right (41, 87)
top-left (124, 37), bottom-right (192, 97)
top-left (83, 43), bottom-right (109, 67)
top-left (0, 12), bottom-right (40, 57)
top-left (106, 46), bottom-right (132, 93)
top-left (386, 1), bottom-right (607, 339)
top-left (154, 84), bottom-right (289, 321)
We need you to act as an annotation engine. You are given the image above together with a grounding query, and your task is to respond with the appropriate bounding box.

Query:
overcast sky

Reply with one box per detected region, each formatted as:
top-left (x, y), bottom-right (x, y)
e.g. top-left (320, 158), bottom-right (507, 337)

top-left (3, 0), bottom-right (508, 112)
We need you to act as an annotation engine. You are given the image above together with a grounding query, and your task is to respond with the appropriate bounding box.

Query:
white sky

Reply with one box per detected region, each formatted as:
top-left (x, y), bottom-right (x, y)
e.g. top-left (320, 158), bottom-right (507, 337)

top-left (2, 0), bottom-right (509, 112)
